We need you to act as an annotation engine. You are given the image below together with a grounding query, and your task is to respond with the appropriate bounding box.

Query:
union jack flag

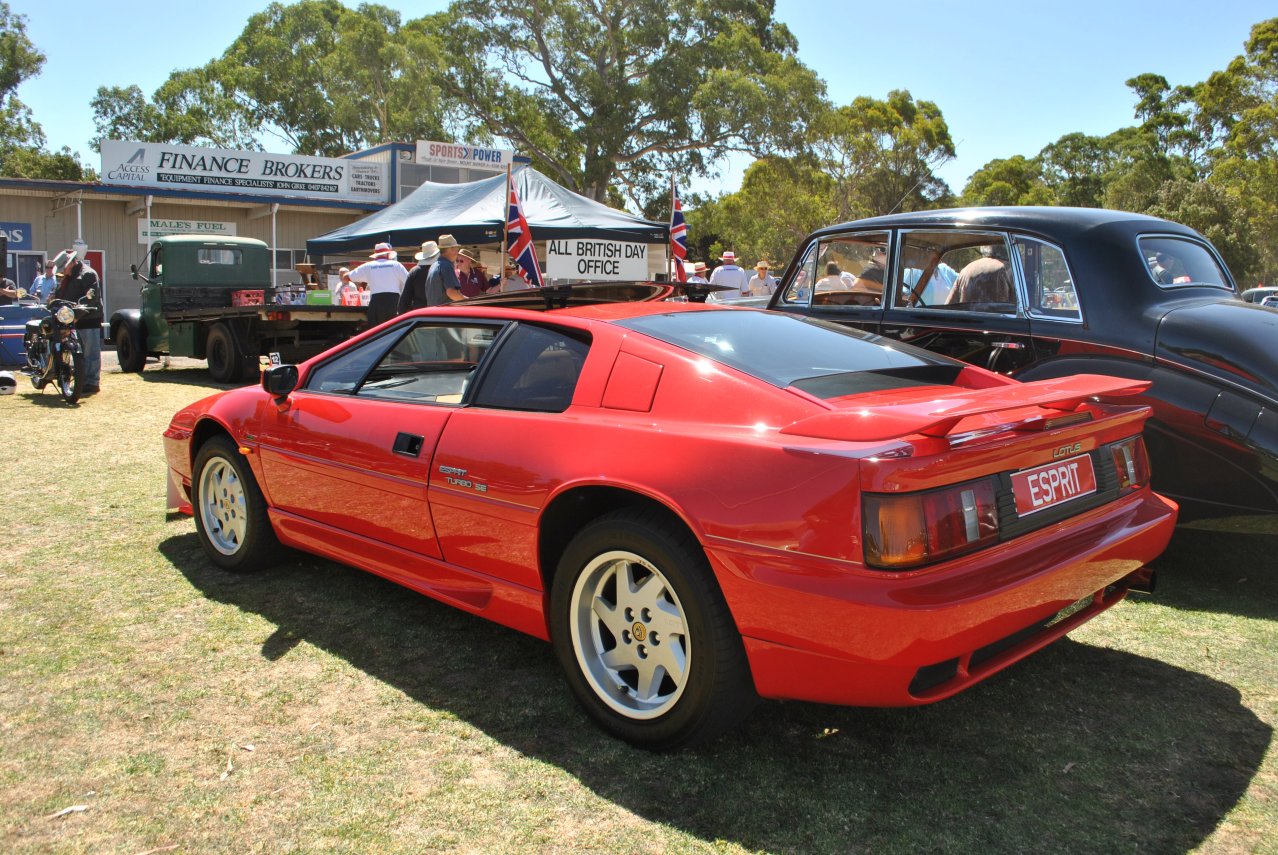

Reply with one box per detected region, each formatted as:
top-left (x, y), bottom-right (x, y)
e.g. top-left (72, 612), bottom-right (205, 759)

top-left (670, 188), bottom-right (688, 282)
top-left (507, 172), bottom-right (543, 287)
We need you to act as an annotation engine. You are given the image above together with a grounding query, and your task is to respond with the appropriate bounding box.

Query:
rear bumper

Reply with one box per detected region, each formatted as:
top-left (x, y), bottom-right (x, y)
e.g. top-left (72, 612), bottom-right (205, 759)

top-left (706, 487), bottom-right (1177, 706)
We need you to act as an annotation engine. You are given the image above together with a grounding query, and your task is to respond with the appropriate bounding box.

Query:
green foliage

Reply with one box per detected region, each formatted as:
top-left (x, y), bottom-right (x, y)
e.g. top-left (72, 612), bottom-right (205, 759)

top-left (961, 16), bottom-right (1278, 283)
top-left (438, 0), bottom-right (826, 203)
top-left (0, 2), bottom-right (89, 179)
top-left (91, 0), bottom-right (456, 156)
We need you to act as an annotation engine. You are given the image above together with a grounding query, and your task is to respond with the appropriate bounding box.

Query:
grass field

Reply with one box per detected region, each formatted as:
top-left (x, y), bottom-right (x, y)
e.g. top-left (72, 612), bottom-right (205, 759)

top-left (1, 358), bottom-right (1276, 854)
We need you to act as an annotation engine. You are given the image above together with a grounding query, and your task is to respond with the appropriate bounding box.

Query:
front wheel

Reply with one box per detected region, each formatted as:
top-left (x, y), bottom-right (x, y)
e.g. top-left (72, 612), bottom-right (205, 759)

top-left (115, 322), bottom-right (146, 373)
top-left (56, 345), bottom-right (84, 404)
top-left (550, 509), bottom-right (756, 750)
top-left (192, 435), bottom-right (283, 572)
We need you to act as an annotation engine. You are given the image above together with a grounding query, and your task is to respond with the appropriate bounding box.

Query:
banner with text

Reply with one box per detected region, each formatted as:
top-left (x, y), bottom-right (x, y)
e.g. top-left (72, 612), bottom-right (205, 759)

top-left (415, 140), bottom-right (514, 170)
top-left (101, 141), bottom-right (387, 203)
top-left (138, 218), bottom-right (237, 244)
top-left (546, 239), bottom-right (648, 281)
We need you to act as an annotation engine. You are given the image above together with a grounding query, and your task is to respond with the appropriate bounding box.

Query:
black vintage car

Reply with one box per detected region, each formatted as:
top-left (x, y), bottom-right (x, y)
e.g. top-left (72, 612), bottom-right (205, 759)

top-left (766, 207), bottom-right (1278, 533)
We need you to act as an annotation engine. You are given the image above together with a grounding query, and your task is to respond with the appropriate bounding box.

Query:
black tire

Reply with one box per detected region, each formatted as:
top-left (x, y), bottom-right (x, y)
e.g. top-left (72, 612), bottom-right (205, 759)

top-left (192, 435), bottom-right (283, 573)
top-left (116, 322), bottom-right (146, 373)
top-left (206, 323), bottom-right (244, 383)
top-left (57, 346), bottom-right (84, 404)
top-left (550, 508), bottom-right (756, 750)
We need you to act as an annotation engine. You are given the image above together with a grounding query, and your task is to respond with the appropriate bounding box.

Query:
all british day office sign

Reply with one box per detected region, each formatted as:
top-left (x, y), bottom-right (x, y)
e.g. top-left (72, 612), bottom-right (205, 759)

top-left (100, 141), bottom-right (388, 204)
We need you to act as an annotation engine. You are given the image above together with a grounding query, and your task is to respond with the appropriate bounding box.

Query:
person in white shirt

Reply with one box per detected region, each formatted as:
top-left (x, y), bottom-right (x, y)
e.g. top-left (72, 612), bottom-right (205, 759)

top-left (708, 251), bottom-right (750, 300)
top-left (747, 260), bottom-right (778, 296)
top-left (348, 242), bottom-right (408, 326)
top-left (687, 261), bottom-right (709, 284)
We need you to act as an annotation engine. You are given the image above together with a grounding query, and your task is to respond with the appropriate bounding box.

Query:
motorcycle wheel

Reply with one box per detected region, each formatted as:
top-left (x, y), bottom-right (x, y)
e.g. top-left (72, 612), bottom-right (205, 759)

top-left (57, 346), bottom-right (84, 404)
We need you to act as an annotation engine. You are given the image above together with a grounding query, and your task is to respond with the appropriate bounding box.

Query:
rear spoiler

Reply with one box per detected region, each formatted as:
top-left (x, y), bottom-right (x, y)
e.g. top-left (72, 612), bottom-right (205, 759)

top-left (780, 374), bottom-right (1151, 443)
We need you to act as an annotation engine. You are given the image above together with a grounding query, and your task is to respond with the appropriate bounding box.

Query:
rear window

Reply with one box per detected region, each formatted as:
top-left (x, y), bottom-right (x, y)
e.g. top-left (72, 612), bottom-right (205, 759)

top-left (197, 248), bottom-right (242, 266)
top-left (615, 310), bottom-right (964, 399)
top-left (1139, 237), bottom-right (1230, 290)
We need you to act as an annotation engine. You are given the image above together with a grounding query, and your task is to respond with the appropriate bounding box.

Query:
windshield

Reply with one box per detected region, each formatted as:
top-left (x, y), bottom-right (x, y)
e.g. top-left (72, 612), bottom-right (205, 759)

top-left (615, 309), bottom-right (965, 399)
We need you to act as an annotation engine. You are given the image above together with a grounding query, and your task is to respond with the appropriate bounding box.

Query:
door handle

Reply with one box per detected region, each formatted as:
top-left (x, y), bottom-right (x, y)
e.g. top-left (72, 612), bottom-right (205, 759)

top-left (392, 432), bottom-right (425, 457)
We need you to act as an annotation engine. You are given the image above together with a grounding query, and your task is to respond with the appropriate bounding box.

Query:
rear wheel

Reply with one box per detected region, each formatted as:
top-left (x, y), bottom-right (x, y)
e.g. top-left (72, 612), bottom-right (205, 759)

top-left (192, 435), bottom-right (282, 572)
top-left (206, 323), bottom-right (244, 383)
top-left (550, 509), bottom-right (756, 750)
top-left (115, 322), bottom-right (146, 373)
top-left (57, 346), bottom-right (84, 404)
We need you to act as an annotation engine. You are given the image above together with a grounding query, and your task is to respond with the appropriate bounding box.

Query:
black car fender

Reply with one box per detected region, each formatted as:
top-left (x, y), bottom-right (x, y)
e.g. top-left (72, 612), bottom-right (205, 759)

top-left (108, 309), bottom-right (144, 346)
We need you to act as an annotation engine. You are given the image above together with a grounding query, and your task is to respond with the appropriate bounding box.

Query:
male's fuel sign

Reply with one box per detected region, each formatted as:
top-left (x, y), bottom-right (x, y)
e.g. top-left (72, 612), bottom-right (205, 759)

top-left (546, 240), bottom-right (648, 281)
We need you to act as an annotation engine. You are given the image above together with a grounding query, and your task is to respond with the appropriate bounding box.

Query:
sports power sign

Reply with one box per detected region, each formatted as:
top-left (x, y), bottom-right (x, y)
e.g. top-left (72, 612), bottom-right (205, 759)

top-left (415, 140), bottom-right (514, 170)
top-left (100, 141), bottom-right (387, 204)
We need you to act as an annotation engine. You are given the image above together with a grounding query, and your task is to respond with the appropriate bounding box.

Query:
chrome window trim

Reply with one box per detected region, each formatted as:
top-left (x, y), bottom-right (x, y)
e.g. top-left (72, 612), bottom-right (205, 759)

top-left (1013, 235), bottom-right (1085, 326)
top-left (891, 228), bottom-right (1024, 319)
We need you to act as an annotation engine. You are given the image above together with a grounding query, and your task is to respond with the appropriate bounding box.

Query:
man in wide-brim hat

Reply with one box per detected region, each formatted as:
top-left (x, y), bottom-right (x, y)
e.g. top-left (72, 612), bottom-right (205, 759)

top-left (349, 241), bottom-right (409, 325)
top-left (399, 241), bottom-right (440, 314)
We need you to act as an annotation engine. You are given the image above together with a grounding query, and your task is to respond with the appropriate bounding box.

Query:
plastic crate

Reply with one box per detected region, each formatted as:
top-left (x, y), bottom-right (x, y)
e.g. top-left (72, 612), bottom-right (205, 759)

top-left (231, 289), bottom-right (265, 307)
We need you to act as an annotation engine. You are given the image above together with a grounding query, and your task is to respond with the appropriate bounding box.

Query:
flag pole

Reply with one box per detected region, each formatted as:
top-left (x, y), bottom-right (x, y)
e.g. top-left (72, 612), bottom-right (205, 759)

top-left (501, 163), bottom-right (511, 271)
top-left (670, 174), bottom-right (677, 280)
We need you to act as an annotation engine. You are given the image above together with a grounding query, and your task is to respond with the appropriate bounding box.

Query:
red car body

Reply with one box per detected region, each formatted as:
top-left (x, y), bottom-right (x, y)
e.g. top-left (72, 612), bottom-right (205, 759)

top-left (165, 299), bottom-right (1177, 748)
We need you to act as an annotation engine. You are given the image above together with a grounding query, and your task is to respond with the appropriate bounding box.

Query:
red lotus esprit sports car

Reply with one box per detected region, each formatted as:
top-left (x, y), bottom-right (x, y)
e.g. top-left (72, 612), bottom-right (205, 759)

top-left (163, 297), bottom-right (1177, 749)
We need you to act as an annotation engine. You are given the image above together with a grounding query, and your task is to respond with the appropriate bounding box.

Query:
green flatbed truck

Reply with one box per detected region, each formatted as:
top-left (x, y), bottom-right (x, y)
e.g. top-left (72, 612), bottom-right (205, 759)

top-left (107, 235), bottom-right (368, 383)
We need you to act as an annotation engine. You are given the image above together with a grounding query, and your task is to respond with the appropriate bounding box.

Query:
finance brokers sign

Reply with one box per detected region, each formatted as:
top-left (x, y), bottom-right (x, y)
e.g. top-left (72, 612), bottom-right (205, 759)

top-left (100, 141), bottom-right (388, 203)
top-left (546, 240), bottom-right (648, 281)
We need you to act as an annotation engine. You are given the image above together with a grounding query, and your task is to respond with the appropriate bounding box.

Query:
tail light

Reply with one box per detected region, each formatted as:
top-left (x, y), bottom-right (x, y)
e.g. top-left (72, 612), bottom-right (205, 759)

top-left (1109, 435), bottom-right (1150, 492)
top-left (863, 479), bottom-right (1000, 570)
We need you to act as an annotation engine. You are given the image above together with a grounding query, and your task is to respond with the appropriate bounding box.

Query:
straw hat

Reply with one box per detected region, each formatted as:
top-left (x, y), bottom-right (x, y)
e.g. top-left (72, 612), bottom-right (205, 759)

top-left (415, 241), bottom-right (440, 262)
top-left (370, 242), bottom-right (397, 259)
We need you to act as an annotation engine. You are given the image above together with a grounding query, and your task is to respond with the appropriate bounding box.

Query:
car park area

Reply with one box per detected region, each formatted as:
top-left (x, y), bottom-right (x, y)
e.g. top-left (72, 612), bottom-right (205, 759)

top-left (2, 330), bottom-right (1277, 852)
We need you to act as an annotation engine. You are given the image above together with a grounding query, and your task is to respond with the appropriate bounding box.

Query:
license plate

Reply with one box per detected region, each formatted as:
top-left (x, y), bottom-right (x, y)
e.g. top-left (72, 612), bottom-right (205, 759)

top-left (1011, 454), bottom-right (1097, 517)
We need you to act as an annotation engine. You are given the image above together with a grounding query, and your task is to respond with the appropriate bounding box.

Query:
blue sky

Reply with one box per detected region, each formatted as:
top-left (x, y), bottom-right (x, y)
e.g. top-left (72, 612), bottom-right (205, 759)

top-left (10, 0), bottom-right (1275, 197)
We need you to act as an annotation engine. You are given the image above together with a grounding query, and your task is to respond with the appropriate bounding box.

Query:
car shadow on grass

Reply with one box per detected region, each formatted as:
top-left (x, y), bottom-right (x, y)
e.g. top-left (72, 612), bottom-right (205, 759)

top-left (161, 533), bottom-right (1270, 854)
top-left (1149, 528), bottom-right (1278, 621)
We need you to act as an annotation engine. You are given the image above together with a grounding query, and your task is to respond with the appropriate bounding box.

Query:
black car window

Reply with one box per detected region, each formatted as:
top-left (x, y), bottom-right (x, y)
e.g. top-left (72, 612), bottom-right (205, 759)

top-left (305, 321), bottom-right (504, 402)
top-left (778, 241), bottom-right (820, 306)
top-left (1014, 236), bottom-right (1081, 321)
top-left (615, 309), bottom-right (962, 399)
top-left (894, 231), bottom-right (1019, 315)
top-left (473, 323), bottom-right (590, 412)
top-left (805, 232), bottom-right (891, 309)
top-left (1139, 236), bottom-right (1231, 290)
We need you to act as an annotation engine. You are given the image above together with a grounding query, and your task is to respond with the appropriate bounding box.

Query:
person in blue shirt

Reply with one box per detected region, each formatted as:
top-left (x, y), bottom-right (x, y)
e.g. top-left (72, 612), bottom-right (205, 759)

top-left (29, 259), bottom-right (58, 301)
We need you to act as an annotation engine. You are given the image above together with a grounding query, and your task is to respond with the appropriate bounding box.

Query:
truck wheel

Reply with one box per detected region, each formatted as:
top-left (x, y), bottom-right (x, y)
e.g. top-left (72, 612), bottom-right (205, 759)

top-left (207, 324), bottom-right (244, 383)
top-left (115, 323), bottom-right (147, 373)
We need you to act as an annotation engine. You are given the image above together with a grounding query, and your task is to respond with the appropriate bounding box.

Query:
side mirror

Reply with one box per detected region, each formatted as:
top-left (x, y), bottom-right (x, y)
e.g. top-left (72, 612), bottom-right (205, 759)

top-left (262, 364), bottom-right (299, 399)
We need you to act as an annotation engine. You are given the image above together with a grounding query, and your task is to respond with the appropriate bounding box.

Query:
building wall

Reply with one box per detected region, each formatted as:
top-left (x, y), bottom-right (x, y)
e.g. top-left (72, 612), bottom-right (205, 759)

top-left (1, 191), bottom-right (363, 314)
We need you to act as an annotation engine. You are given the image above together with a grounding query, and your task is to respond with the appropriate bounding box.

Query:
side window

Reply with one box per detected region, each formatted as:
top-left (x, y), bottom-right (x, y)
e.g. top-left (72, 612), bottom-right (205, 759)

top-left (1015, 237), bottom-right (1081, 320)
top-left (1138, 236), bottom-right (1231, 290)
top-left (305, 322), bottom-right (502, 402)
top-left (474, 324), bottom-right (590, 413)
top-left (779, 242), bottom-right (820, 306)
top-left (895, 231), bottom-right (1019, 314)
top-left (150, 247), bottom-right (163, 278)
top-left (811, 232), bottom-right (890, 307)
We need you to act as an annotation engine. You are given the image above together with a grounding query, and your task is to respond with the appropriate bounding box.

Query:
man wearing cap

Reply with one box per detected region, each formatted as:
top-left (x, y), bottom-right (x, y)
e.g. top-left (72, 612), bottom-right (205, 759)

top-left (426, 234), bottom-right (465, 307)
top-left (30, 259), bottom-right (58, 301)
top-left (709, 250), bottom-right (750, 299)
top-left (49, 250), bottom-right (104, 394)
top-left (348, 242), bottom-right (408, 326)
top-left (496, 262), bottom-right (532, 292)
top-left (687, 262), bottom-right (709, 284)
top-left (747, 260), bottom-right (778, 296)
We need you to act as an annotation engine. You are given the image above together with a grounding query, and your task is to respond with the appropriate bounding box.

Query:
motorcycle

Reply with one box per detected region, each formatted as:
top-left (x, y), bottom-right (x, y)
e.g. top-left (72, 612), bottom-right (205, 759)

top-left (22, 291), bottom-right (97, 404)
